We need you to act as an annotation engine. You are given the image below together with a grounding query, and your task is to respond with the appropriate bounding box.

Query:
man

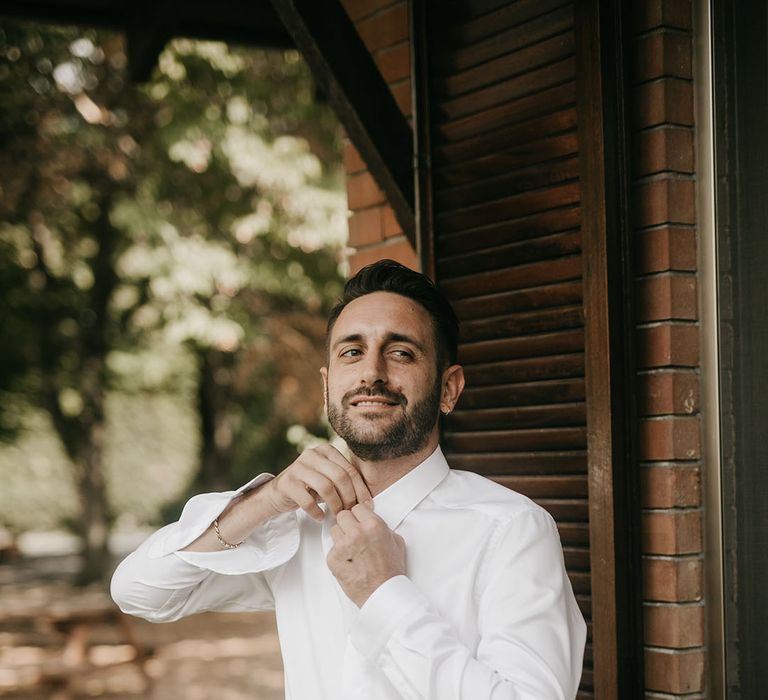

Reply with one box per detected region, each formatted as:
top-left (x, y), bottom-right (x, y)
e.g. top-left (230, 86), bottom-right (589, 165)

top-left (111, 259), bottom-right (586, 699)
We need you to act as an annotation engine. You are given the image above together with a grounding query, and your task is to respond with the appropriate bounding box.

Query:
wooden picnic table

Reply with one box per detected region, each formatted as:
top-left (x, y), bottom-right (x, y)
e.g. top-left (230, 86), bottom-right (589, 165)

top-left (0, 598), bottom-right (152, 697)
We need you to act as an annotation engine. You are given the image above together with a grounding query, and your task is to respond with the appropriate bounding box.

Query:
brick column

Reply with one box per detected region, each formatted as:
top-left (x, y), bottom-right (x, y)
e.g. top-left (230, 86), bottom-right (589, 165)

top-left (341, 0), bottom-right (418, 273)
top-left (632, 1), bottom-right (706, 696)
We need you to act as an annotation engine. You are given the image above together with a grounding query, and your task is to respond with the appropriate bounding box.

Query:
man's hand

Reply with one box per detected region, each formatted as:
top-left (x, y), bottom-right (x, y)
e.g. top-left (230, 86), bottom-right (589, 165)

top-left (264, 445), bottom-right (373, 522)
top-left (326, 502), bottom-right (406, 607)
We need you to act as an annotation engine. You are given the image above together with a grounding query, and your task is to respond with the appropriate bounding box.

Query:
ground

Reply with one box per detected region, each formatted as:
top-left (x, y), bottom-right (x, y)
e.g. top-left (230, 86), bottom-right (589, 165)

top-left (0, 553), bottom-right (284, 700)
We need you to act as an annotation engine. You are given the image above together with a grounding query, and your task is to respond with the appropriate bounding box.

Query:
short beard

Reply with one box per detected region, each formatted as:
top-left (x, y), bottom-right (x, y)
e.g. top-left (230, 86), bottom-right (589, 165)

top-left (327, 378), bottom-right (442, 462)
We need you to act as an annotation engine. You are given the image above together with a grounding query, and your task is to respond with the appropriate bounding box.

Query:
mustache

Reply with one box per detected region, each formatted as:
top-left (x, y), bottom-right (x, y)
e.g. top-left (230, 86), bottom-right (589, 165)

top-left (342, 386), bottom-right (407, 406)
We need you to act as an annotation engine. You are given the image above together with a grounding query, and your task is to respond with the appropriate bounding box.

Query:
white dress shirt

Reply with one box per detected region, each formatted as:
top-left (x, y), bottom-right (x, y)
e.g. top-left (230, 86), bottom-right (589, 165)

top-left (111, 446), bottom-right (586, 699)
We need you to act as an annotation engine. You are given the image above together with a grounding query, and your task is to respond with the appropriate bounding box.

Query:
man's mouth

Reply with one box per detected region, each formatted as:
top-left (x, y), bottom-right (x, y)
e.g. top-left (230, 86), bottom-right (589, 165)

top-left (349, 397), bottom-right (399, 407)
top-left (345, 389), bottom-right (404, 409)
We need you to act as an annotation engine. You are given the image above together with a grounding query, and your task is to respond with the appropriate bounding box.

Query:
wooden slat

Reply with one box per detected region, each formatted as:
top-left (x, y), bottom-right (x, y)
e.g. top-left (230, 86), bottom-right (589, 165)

top-left (534, 498), bottom-right (589, 521)
top-left (462, 353), bottom-right (583, 385)
top-left (447, 451), bottom-right (586, 474)
top-left (556, 522), bottom-right (590, 547)
top-left (438, 182), bottom-right (580, 234)
top-left (435, 136), bottom-right (579, 192)
top-left (449, 402), bottom-right (586, 430)
top-left (436, 154), bottom-right (579, 206)
top-left (435, 0), bottom-right (570, 45)
top-left (440, 206), bottom-right (581, 256)
top-left (434, 81), bottom-right (576, 142)
top-left (453, 281), bottom-right (582, 321)
top-left (434, 5), bottom-right (573, 74)
top-left (436, 57), bottom-right (575, 122)
top-left (435, 32), bottom-right (575, 99)
top-left (439, 230), bottom-right (581, 277)
top-left (434, 108), bottom-right (576, 164)
top-left (458, 377), bottom-right (585, 409)
top-left (460, 328), bottom-right (583, 362)
top-left (488, 475), bottom-right (587, 497)
top-left (441, 256), bottom-right (582, 299)
top-left (564, 546), bottom-right (591, 570)
top-left (461, 306), bottom-right (583, 343)
top-left (444, 426), bottom-right (586, 452)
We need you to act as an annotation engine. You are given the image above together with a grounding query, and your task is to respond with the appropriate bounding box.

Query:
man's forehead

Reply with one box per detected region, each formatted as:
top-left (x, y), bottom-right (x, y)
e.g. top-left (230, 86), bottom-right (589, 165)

top-left (330, 292), bottom-right (432, 343)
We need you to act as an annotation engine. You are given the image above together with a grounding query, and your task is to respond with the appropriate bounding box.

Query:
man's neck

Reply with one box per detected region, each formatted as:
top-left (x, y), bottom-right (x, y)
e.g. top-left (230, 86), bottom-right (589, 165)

top-left (350, 435), bottom-right (440, 497)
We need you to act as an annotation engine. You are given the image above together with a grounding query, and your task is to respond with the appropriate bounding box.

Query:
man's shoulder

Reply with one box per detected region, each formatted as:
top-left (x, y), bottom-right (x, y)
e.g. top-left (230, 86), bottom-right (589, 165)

top-left (433, 467), bottom-right (551, 523)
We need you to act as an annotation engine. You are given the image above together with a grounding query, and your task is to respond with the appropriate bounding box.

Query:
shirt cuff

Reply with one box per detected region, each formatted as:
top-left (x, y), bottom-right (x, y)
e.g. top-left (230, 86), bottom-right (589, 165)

top-left (147, 473), bottom-right (300, 575)
top-left (351, 575), bottom-right (429, 661)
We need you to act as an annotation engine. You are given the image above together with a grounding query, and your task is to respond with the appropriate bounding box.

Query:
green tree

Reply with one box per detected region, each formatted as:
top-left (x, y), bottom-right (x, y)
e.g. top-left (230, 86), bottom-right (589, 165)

top-left (0, 22), bottom-right (346, 582)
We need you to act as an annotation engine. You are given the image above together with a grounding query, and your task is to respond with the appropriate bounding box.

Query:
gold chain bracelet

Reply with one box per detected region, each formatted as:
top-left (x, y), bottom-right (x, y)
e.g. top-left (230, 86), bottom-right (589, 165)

top-left (213, 518), bottom-right (246, 550)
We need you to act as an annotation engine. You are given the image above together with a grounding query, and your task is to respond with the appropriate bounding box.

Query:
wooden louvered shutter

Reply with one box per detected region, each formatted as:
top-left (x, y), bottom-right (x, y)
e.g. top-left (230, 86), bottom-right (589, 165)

top-left (416, 1), bottom-right (593, 694)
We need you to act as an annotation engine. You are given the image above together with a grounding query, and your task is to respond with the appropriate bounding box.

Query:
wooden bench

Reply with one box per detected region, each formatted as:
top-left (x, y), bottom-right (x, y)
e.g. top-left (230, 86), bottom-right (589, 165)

top-left (0, 602), bottom-right (153, 696)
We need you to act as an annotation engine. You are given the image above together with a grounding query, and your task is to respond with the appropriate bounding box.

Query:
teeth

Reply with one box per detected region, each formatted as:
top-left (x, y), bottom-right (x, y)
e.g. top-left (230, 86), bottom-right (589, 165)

top-left (356, 401), bottom-right (391, 406)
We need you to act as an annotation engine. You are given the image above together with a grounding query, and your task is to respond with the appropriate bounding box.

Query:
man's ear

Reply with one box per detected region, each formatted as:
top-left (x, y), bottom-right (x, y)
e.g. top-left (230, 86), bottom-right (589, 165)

top-left (320, 367), bottom-right (328, 414)
top-left (440, 364), bottom-right (465, 415)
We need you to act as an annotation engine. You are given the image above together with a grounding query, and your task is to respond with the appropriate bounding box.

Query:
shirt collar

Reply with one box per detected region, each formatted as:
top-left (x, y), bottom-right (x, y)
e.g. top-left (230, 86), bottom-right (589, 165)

top-left (371, 445), bottom-right (450, 531)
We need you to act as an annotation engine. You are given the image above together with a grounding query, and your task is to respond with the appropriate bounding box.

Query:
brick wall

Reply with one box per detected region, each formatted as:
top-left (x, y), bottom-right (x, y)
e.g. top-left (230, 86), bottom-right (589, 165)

top-left (632, 1), bottom-right (706, 696)
top-left (341, 0), bottom-right (419, 273)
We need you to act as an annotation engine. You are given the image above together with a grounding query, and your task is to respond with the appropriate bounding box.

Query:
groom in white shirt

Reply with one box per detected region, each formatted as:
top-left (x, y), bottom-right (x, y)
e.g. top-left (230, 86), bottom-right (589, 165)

top-left (112, 259), bottom-right (586, 699)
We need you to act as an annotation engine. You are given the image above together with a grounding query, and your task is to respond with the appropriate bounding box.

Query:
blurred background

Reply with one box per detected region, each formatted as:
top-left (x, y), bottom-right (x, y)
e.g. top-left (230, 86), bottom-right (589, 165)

top-left (0, 18), bottom-right (348, 698)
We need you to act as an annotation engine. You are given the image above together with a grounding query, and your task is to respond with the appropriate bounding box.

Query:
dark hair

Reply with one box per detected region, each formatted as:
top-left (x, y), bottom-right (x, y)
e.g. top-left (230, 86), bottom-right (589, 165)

top-left (326, 259), bottom-right (459, 368)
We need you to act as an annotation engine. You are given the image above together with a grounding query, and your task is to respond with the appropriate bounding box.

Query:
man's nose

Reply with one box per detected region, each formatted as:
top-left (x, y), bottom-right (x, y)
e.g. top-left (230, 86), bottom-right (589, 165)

top-left (359, 351), bottom-right (387, 385)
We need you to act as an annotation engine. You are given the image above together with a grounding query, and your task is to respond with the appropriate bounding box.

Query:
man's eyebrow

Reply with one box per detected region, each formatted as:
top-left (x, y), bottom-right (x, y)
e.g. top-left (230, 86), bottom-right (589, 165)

top-left (386, 333), bottom-right (425, 352)
top-left (331, 332), bottom-right (425, 352)
top-left (332, 333), bottom-right (363, 350)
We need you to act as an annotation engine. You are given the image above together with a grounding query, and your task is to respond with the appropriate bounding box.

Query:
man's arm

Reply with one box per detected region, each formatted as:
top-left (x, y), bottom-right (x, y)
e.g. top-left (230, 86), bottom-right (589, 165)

top-left (328, 506), bottom-right (586, 699)
top-left (111, 445), bottom-right (372, 622)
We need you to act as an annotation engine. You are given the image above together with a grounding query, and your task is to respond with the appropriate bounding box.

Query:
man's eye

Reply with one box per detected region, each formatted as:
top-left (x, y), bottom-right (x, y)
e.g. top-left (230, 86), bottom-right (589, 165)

top-left (391, 349), bottom-right (414, 359)
top-left (340, 348), bottom-right (361, 357)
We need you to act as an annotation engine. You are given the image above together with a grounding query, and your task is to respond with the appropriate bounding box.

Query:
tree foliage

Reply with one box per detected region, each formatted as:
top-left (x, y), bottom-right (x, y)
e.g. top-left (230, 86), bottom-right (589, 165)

top-left (0, 21), bottom-right (347, 580)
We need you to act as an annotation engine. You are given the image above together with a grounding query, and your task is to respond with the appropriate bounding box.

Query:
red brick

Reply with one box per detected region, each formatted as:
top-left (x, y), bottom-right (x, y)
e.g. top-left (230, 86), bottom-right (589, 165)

top-left (348, 237), bottom-right (419, 274)
top-left (642, 510), bottom-right (702, 555)
top-left (643, 556), bottom-right (703, 602)
top-left (634, 79), bottom-right (694, 128)
top-left (381, 205), bottom-right (402, 238)
top-left (347, 170), bottom-right (386, 209)
top-left (641, 465), bottom-right (701, 508)
top-left (637, 370), bottom-right (699, 415)
top-left (376, 42), bottom-right (410, 83)
top-left (635, 31), bottom-right (692, 82)
top-left (636, 323), bottom-right (699, 368)
top-left (344, 141), bottom-right (367, 175)
top-left (341, 0), bottom-right (397, 23)
top-left (634, 178), bottom-right (696, 227)
top-left (635, 226), bottom-right (697, 273)
top-left (348, 207), bottom-right (384, 247)
top-left (644, 602), bottom-right (704, 647)
top-left (634, 126), bottom-right (694, 175)
top-left (639, 416), bottom-right (700, 460)
top-left (635, 0), bottom-right (692, 32)
top-left (356, 2), bottom-right (408, 53)
top-left (390, 79), bottom-right (412, 116)
top-left (644, 648), bottom-right (705, 693)
top-left (636, 274), bottom-right (697, 322)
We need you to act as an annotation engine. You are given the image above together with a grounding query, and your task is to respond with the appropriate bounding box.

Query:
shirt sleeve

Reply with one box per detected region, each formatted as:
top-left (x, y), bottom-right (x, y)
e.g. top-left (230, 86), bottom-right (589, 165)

top-left (350, 508), bottom-right (586, 699)
top-left (110, 473), bottom-right (300, 623)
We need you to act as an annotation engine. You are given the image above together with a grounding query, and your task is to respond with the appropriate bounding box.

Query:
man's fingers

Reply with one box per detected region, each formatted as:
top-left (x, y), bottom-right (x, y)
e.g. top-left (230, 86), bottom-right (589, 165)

top-left (335, 509), bottom-right (357, 534)
top-left (300, 471), bottom-right (344, 515)
top-left (350, 501), bottom-right (380, 522)
top-left (308, 446), bottom-right (373, 508)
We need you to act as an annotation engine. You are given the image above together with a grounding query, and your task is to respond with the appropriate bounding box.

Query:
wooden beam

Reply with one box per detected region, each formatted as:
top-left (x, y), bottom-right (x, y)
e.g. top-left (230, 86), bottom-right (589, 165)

top-left (267, 0), bottom-right (415, 245)
top-left (126, 1), bottom-right (173, 83)
top-left (575, 0), bottom-right (644, 696)
top-left (410, 0), bottom-right (435, 277)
